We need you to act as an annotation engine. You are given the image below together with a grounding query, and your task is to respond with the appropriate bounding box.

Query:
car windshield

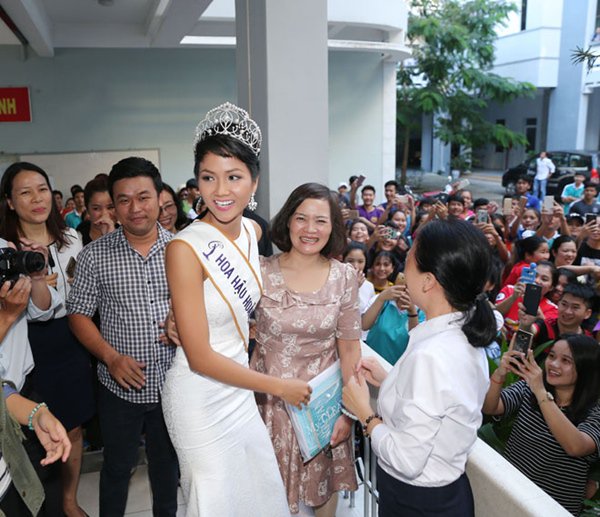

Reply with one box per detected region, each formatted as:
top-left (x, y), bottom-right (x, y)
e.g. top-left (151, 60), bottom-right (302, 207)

top-left (549, 153), bottom-right (569, 167)
top-left (570, 154), bottom-right (592, 167)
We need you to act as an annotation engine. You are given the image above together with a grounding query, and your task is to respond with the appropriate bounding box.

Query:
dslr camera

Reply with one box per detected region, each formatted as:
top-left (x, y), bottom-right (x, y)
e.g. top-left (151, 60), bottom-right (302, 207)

top-left (0, 248), bottom-right (46, 286)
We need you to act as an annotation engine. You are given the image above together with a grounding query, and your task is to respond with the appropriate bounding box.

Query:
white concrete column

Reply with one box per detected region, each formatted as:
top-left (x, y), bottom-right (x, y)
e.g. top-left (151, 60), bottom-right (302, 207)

top-left (381, 60), bottom-right (398, 190)
top-left (235, 0), bottom-right (329, 218)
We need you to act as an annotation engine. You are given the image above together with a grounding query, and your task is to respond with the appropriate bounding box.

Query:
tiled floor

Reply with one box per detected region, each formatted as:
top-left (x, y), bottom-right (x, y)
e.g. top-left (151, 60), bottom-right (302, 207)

top-left (77, 465), bottom-right (367, 517)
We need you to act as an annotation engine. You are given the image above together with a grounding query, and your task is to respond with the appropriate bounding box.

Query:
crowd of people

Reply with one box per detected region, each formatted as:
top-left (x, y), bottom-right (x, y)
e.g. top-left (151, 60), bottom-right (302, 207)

top-left (0, 102), bottom-right (598, 517)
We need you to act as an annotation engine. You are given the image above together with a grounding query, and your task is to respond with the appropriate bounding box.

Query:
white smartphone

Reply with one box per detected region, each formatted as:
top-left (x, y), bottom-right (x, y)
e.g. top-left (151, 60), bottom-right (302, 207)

top-left (543, 196), bottom-right (554, 212)
top-left (456, 178), bottom-right (470, 190)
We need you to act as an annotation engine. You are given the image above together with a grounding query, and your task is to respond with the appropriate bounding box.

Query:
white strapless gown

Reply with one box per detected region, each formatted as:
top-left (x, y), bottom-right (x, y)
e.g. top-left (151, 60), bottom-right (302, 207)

top-left (162, 223), bottom-right (290, 517)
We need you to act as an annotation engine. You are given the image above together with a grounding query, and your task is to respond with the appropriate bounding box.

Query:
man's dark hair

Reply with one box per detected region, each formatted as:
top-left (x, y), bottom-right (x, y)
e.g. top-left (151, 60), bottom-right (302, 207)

top-left (108, 157), bottom-right (162, 198)
top-left (447, 193), bottom-right (465, 206)
top-left (384, 180), bottom-right (399, 190)
top-left (583, 180), bottom-right (598, 192)
top-left (52, 190), bottom-right (63, 199)
top-left (361, 185), bottom-right (376, 194)
top-left (473, 198), bottom-right (489, 210)
top-left (517, 174), bottom-right (533, 185)
top-left (562, 283), bottom-right (595, 309)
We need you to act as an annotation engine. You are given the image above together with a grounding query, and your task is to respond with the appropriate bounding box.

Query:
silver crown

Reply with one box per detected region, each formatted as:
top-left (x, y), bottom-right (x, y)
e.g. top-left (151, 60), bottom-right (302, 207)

top-left (194, 102), bottom-right (262, 156)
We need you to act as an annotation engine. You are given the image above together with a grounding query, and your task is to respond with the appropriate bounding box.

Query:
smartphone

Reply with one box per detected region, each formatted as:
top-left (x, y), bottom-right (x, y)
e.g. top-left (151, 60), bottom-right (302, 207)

top-left (513, 329), bottom-right (533, 355)
top-left (476, 209), bottom-right (488, 224)
top-left (585, 213), bottom-right (597, 225)
top-left (543, 196), bottom-right (554, 212)
top-left (66, 257), bottom-right (77, 278)
top-left (385, 227), bottom-right (399, 240)
top-left (356, 175), bottom-right (366, 188)
top-left (397, 195), bottom-right (408, 204)
top-left (347, 210), bottom-right (359, 219)
top-left (523, 283), bottom-right (542, 316)
top-left (395, 272), bottom-right (406, 286)
top-left (520, 263), bottom-right (537, 284)
top-left (456, 178), bottom-right (470, 190)
top-left (502, 198), bottom-right (512, 215)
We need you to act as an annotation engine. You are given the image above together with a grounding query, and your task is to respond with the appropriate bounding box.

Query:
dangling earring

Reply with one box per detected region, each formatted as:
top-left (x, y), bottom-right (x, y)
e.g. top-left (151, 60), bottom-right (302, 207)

top-left (248, 193), bottom-right (258, 212)
top-left (195, 196), bottom-right (204, 214)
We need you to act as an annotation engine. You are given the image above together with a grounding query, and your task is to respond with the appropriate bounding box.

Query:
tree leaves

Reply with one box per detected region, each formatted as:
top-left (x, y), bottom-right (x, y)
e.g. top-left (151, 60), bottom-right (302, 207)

top-left (397, 0), bottom-right (534, 177)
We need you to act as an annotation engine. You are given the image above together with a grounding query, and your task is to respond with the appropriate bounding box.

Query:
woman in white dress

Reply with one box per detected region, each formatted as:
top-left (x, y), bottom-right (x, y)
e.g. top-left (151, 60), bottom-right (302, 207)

top-left (162, 103), bottom-right (311, 517)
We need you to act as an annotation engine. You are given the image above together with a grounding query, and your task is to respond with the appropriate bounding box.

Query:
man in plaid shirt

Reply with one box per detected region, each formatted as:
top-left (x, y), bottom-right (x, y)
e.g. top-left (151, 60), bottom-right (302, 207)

top-left (67, 157), bottom-right (178, 516)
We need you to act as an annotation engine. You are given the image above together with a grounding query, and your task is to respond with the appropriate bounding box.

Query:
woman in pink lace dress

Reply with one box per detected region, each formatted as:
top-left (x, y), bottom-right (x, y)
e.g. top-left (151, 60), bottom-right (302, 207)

top-left (250, 183), bottom-right (362, 517)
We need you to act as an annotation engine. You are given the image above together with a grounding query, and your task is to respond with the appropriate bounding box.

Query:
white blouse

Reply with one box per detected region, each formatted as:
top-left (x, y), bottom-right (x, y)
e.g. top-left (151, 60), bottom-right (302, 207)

top-left (47, 228), bottom-right (82, 319)
top-left (371, 312), bottom-right (489, 487)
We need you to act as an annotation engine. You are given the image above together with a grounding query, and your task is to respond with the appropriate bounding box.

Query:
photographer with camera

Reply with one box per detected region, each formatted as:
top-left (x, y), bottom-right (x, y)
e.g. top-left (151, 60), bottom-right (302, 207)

top-left (1, 162), bottom-right (94, 517)
top-left (0, 242), bottom-right (57, 391)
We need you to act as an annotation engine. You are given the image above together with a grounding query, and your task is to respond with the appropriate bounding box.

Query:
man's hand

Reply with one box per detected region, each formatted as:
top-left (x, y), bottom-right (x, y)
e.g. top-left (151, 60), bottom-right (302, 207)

top-left (0, 277), bottom-right (31, 321)
top-left (106, 353), bottom-right (146, 390)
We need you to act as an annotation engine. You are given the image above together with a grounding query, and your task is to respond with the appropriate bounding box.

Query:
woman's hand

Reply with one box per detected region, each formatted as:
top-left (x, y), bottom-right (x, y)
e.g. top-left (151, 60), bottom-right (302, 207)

top-left (356, 269), bottom-right (366, 287)
top-left (342, 374), bottom-right (373, 421)
top-left (93, 216), bottom-right (116, 236)
top-left (395, 287), bottom-right (414, 312)
top-left (396, 237), bottom-right (409, 252)
top-left (45, 272), bottom-right (58, 288)
top-left (160, 303), bottom-right (181, 346)
top-left (379, 285), bottom-right (404, 302)
top-left (0, 277), bottom-right (31, 319)
top-left (19, 238), bottom-right (49, 279)
top-left (507, 349), bottom-right (544, 395)
top-left (32, 406), bottom-right (72, 465)
top-left (512, 281), bottom-right (526, 299)
top-left (374, 225), bottom-right (388, 242)
top-left (279, 379), bottom-right (312, 409)
top-left (330, 414), bottom-right (352, 447)
top-left (517, 301), bottom-right (536, 329)
top-left (356, 357), bottom-right (387, 387)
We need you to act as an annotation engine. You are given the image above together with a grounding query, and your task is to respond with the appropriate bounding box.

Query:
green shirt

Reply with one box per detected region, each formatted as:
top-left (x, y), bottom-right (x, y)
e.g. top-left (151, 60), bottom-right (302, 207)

top-left (0, 381), bottom-right (44, 516)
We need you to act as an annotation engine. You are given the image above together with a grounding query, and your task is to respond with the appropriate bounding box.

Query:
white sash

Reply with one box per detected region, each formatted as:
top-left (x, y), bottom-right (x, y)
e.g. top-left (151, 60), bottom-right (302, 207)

top-left (174, 218), bottom-right (262, 346)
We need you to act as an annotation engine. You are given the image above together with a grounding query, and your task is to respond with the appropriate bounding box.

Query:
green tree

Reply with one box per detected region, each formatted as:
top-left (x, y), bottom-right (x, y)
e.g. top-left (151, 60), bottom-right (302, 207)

top-left (397, 0), bottom-right (536, 183)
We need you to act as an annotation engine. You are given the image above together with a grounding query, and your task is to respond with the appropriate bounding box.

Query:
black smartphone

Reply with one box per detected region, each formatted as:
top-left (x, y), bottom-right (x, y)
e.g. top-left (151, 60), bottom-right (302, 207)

top-left (513, 329), bottom-right (533, 355)
top-left (523, 283), bottom-right (542, 316)
top-left (356, 175), bottom-right (366, 188)
top-left (585, 213), bottom-right (597, 225)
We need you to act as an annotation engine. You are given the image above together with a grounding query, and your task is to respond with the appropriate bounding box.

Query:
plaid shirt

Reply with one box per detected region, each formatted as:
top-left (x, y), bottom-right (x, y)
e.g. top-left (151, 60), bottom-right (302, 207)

top-left (66, 224), bottom-right (174, 404)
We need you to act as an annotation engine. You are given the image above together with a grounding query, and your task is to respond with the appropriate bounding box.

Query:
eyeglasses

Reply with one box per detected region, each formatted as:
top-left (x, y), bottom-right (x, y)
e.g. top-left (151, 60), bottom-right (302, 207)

top-left (159, 202), bottom-right (177, 214)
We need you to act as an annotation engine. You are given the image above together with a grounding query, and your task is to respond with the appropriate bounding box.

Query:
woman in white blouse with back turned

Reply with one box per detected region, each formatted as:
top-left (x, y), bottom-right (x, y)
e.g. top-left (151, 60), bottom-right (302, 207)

top-left (343, 219), bottom-right (496, 516)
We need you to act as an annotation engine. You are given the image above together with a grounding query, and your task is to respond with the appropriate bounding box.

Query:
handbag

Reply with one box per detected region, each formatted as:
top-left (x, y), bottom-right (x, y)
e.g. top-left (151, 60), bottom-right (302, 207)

top-left (365, 300), bottom-right (411, 365)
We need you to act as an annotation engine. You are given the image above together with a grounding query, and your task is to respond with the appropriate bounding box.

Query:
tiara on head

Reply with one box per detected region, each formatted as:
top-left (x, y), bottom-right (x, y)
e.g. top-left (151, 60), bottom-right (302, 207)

top-left (194, 102), bottom-right (262, 156)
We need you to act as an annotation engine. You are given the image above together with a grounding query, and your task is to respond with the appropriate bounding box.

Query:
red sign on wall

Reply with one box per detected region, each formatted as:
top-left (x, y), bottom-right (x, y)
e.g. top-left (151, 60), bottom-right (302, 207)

top-left (0, 87), bottom-right (31, 122)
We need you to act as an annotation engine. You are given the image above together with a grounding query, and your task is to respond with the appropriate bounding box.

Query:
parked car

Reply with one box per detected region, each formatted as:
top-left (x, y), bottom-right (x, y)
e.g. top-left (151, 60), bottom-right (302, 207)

top-left (502, 150), bottom-right (600, 198)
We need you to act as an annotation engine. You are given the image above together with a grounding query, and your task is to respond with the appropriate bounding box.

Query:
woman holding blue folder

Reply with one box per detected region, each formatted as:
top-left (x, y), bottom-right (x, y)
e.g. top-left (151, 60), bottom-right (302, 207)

top-left (251, 183), bottom-right (361, 517)
top-left (343, 218), bottom-right (496, 517)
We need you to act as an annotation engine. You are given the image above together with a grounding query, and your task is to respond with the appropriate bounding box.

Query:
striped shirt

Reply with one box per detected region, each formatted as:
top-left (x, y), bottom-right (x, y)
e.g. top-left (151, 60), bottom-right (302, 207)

top-left (0, 384), bottom-right (17, 500)
top-left (66, 224), bottom-right (174, 404)
top-left (500, 381), bottom-right (600, 515)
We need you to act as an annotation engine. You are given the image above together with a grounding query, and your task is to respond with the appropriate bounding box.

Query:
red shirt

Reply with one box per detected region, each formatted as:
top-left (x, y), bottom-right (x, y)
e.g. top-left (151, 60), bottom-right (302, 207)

top-left (496, 284), bottom-right (558, 339)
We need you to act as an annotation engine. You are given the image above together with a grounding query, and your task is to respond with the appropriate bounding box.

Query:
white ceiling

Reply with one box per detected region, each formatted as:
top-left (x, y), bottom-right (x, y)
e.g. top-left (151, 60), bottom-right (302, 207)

top-left (0, 0), bottom-right (226, 56)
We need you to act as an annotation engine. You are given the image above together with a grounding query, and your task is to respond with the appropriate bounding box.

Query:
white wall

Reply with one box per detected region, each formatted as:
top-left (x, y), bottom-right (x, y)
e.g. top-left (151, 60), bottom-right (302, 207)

top-left (0, 46), bottom-right (391, 208)
top-left (329, 51), bottom-right (385, 197)
top-left (0, 46), bottom-right (237, 190)
top-left (478, 92), bottom-right (545, 169)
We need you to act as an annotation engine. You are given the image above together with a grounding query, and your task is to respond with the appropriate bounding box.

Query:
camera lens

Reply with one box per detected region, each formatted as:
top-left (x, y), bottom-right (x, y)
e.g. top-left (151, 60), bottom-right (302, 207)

top-left (18, 251), bottom-right (46, 275)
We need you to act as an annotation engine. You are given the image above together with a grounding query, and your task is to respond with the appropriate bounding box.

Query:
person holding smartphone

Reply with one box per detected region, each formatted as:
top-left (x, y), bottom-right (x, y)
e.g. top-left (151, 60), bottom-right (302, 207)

top-left (343, 219), bottom-right (496, 516)
top-left (483, 334), bottom-right (600, 515)
top-left (519, 283), bottom-right (594, 348)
